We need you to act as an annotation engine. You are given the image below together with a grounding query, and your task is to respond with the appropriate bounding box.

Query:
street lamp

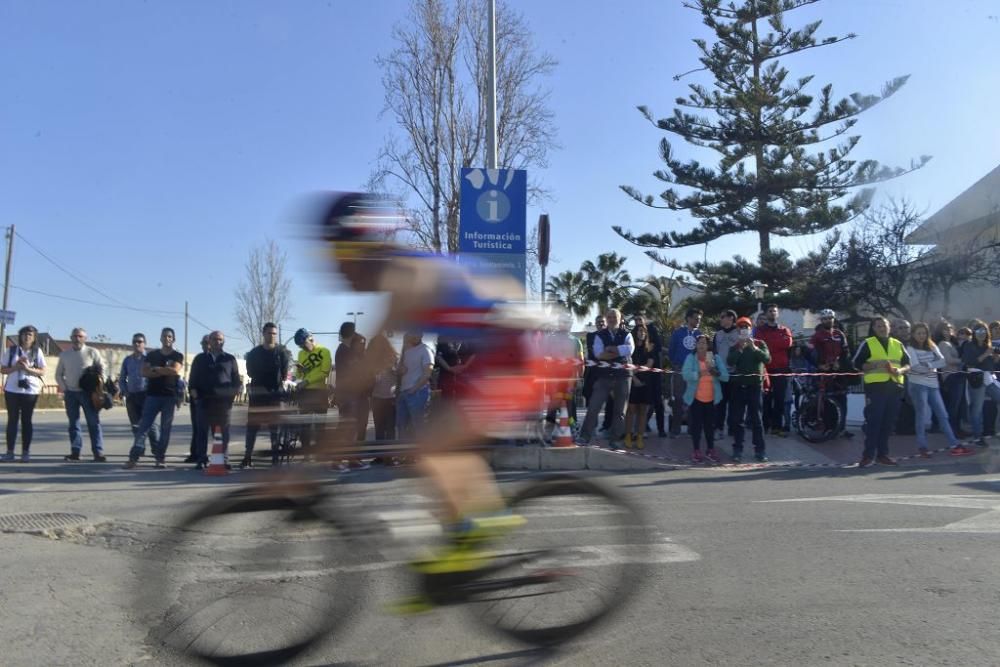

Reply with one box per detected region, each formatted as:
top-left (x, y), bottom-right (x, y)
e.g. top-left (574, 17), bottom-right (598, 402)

top-left (750, 281), bottom-right (767, 318)
top-left (346, 311), bottom-right (365, 325)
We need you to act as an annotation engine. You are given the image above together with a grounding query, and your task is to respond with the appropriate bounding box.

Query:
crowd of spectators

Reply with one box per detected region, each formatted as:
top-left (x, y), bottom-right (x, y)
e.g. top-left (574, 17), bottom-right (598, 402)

top-left (1, 308), bottom-right (998, 470)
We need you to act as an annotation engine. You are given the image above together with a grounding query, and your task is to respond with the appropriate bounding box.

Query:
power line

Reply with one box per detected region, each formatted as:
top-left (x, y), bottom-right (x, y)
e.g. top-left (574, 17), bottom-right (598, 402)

top-left (14, 230), bottom-right (134, 308)
top-left (10, 284), bottom-right (183, 315)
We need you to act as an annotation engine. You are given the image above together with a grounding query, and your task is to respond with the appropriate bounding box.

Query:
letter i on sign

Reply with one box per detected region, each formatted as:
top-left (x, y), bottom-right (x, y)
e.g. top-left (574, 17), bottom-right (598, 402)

top-left (487, 190), bottom-right (500, 221)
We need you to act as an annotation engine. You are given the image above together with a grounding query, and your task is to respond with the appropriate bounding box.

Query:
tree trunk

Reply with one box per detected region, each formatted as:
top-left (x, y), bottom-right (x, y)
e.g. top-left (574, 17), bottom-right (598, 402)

top-left (750, 2), bottom-right (770, 258)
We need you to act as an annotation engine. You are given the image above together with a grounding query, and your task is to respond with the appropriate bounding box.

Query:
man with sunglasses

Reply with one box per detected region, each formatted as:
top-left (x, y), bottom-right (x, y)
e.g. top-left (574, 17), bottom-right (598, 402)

top-left (118, 333), bottom-right (160, 455)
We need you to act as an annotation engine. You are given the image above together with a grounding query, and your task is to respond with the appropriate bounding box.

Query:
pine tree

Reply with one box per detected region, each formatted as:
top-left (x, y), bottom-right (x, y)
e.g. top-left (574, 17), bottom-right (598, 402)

top-left (618, 0), bottom-right (929, 260)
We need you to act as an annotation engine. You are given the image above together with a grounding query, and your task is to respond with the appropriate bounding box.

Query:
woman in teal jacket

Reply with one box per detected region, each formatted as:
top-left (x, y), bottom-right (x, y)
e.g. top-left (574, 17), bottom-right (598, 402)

top-left (682, 335), bottom-right (729, 463)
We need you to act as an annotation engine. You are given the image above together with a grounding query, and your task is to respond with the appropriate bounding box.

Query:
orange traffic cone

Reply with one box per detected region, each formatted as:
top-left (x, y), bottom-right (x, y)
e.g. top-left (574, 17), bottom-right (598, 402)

top-left (552, 403), bottom-right (576, 448)
top-left (204, 426), bottom-right (228, 476)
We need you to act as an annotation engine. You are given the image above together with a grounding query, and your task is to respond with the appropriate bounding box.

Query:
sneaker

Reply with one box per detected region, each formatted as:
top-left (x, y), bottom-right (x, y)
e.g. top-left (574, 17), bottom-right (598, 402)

top-left (122, 460), bottom-right (138, 470)
top-left (691, 450), bottom-right (704, 463)
top-left (624, 433), bottom-right (633, 449)
top-left (183, 455), bottom-right (197, 463)
top-left (949, 445), bottom-right (975, 456)
top-left (194, 462), bottom-right (205, 471)
top-left (20, 452), bottom-right (30, 463)
top-left (705, 448), bottom-right (721, 463)
top-left (974, 437), bottom-right (988, 448)
top-left (917, 447), bottom-right (932, 458)
top-left (64, 451), bottom-right (81, 461)
top-left (607, 441), bottom-right (622, 451)
top-left (240, 456), bottom-right (254, 469)
top-left (573, 438), bottom-right (591, 447)
top-left (754, 453), bottom-right (769, 463)
top-left (154, 459), bottom-right (166, 469)
top-left (411, 512), bottom-right (526, 576)
top-left (858, 456), bottom-right (874, 468)
top-left (634, 435), bottom-right (645, 450)
top-left (731, 452), bottom-right (743, 463)
top-left (1, 451), bottom-right (13, 462)
top-left (875, 455), bottom-right (898, 466)
top-left (658, 431), bottom-right (668, 438)
top-left (91, 455), bottom-right (107, 463)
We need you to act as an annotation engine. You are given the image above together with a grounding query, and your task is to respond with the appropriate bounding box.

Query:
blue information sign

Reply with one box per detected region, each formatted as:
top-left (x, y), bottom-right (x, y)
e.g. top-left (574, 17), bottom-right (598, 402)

top-left (458, 168), bottom-right (527, 254)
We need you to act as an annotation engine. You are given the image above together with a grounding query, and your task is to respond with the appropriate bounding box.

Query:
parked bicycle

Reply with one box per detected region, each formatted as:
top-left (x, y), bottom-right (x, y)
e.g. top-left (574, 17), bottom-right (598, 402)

top-left (140, 466), bottom-right (649, 666)
top-left (792, 374), bottom-right (846, 443)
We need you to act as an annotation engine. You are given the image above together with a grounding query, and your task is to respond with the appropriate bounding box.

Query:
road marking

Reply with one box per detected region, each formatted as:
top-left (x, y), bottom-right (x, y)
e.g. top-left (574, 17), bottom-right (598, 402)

top-left (192, 539), bottom-right (701, 582)
top-left (760, 494), bottom-right (1000, 534)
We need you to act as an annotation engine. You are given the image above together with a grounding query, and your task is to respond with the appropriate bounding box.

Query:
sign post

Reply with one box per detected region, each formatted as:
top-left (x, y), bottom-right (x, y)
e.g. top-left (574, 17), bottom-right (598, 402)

top-left (458, 167), bottom-right (527, 290)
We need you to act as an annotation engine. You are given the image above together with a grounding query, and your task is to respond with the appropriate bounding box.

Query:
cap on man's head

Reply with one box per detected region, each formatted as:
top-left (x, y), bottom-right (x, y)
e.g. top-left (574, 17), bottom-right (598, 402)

top-left (339, 322), bottom-right (355, 338)
top-left (736, 316), bottom-right (754, 328)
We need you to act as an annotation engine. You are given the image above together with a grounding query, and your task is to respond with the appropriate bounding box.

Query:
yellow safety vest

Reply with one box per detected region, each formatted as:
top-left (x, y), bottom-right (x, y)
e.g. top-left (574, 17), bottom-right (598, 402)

top-left (863, 336), bottom-right (905, 386)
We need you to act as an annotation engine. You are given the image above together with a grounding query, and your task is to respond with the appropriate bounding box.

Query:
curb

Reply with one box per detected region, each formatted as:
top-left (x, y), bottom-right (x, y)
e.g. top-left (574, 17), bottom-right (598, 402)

top-left (490, 444), bottom-right (986, 473)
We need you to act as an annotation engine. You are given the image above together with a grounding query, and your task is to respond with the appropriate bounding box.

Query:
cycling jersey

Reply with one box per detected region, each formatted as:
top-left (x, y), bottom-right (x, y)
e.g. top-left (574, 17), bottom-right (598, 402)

top-left (809, 326), bottom-right (849, 368)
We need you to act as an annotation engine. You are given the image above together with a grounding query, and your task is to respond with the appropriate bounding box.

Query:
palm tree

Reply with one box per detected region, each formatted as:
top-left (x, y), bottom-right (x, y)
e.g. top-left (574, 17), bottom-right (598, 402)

top-left (544, 270), bottom-right (592, 320)
top-left (581, 252), bottom-right (633, 315)
top-left (631, 274), bottom-right (687, 335)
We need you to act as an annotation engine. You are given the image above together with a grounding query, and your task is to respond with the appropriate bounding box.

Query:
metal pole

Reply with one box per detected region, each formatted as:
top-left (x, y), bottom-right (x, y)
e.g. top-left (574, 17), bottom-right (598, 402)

top-left (486, 0), bottom-right (498, 169)
top-left (540, 266), bottom-right (546, 303)
top-left (0, 225), bottom-right (14, 348)
top-left (183, 300), bottom-right (189, 373)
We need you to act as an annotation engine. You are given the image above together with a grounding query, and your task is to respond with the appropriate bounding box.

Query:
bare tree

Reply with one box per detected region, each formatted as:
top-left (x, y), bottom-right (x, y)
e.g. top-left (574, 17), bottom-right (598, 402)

top-left (233, 239), bottom-right (292, 348)
top-left (373, 0), bottom-right (557, 255)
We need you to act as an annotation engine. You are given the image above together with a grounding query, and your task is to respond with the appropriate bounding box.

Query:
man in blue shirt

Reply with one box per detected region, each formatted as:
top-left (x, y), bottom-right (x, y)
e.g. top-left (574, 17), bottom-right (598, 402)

top-left (667, 308), bottom-right (703, 436)
top-left (118, 333), bottom-right (159, 453)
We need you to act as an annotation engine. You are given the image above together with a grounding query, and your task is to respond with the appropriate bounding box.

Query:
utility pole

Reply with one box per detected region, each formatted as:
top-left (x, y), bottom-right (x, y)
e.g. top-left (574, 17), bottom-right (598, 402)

top-left (486, 0), bottom-right (498, 169)
top-left (0, 225), bottom-right (14, 348)
top-left (183, 300), bottom-right (189, 373)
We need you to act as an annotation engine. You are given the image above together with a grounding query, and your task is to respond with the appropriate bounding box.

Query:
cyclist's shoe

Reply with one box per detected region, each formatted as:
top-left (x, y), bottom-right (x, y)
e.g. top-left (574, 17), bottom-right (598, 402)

top-left (409, 512), bottom-right (527, 576)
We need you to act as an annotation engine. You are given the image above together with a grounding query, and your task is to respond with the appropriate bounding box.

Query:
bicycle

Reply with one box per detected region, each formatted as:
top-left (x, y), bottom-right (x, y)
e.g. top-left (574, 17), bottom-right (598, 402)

top-left (792, 374), bottom-right (845, 443)
top-left (140, 467), bottom-right (649, 666)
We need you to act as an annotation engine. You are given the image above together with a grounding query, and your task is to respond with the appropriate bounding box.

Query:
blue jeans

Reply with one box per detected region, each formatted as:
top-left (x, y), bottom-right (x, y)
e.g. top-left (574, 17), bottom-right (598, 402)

top-left (64, 390), bottom-right (104, 455)
top-left (908, 383), bottom-right (958, 449)
top-left (941, 374), bottom-right (967, 434)
top-left (129, 395), bottom-right (176, 461)
top-left (968, 382), bottom-right (1000, 438)
top-left (396, 386), bottom-right (430, 439)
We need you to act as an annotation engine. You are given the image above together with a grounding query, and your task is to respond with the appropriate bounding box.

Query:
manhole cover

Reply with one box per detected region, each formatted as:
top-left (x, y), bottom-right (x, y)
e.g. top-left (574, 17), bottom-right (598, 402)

top-left (0, 512), bottom-right (91, 534)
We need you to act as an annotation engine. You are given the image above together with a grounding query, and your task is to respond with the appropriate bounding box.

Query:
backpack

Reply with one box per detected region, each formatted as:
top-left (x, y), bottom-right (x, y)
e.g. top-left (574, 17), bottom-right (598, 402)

top-left (79, 364), bottom-right (114, 411)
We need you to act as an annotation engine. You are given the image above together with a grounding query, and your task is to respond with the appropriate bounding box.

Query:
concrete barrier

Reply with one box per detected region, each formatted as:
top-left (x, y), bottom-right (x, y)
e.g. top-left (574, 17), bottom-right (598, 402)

top-left (490, 446), bottom-right (540, 470)
top-left (539, 446), bottom-right (586, 470)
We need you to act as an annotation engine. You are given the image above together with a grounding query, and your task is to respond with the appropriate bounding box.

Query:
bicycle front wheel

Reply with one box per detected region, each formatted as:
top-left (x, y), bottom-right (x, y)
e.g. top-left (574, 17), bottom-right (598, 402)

top-left (468, 475), bottom-right (649, 646)
top-left (140, 486), bottom-right (362, 666)
top-left (796, 396), bottom-right (842, 443)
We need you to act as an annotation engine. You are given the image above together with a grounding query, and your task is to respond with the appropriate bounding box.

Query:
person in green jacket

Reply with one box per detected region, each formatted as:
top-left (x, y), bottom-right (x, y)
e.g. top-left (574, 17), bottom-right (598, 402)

top-left (726, 317), bottom-right (771, 463)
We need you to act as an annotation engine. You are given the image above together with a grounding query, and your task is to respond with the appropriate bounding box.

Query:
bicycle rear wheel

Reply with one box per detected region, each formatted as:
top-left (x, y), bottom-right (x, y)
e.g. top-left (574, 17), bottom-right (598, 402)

top-left (467, 475), bottom-right (648, 646)
top-left (141, 486), bottom-right (362, 666)
top-left (796, 396), bottom-right (842, 443)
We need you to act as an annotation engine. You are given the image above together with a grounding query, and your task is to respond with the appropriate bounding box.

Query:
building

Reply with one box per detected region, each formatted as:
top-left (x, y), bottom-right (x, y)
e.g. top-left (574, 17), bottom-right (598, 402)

top-left (904, 164), bottom-right (1000, 322)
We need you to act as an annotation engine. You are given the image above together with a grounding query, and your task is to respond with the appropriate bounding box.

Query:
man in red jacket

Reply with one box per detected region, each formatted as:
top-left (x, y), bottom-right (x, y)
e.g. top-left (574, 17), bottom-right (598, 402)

top-left (755, 304), bottom-right (793, 436)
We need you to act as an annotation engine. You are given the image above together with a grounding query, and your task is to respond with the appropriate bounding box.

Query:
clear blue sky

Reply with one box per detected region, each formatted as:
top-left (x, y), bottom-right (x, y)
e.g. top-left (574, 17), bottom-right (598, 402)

top-left (2, 0), bottom-right (998, 356)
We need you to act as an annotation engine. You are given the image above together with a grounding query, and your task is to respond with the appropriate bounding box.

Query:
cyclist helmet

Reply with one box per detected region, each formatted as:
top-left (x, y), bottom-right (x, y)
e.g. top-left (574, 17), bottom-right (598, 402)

top-left (293, 327), bottom-right (312, 347)
top-left (316, 192), bottom-right (403, 261)
top-left (818, 309), bottom-right (836, 320)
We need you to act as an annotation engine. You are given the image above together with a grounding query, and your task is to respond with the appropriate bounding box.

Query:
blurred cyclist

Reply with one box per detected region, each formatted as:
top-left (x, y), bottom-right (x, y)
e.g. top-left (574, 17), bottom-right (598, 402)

top-left (307, 192), bottom-right (544, 591)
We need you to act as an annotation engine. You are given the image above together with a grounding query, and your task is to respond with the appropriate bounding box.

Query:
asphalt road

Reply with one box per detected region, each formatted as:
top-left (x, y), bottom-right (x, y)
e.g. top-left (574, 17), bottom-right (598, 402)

top-left (2, 410), bottom-right (1000, 666)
